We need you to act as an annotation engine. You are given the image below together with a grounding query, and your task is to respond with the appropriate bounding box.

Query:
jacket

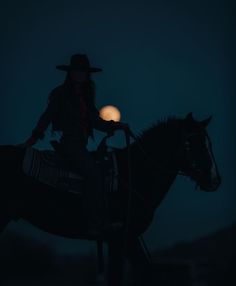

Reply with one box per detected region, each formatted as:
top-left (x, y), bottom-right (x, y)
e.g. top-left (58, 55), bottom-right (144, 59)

top-left (31, 84), bottom-right (115, 144)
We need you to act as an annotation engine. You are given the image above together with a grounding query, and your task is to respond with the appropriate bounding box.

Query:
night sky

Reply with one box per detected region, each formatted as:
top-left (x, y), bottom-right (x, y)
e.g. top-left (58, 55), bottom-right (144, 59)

top-left (0, 0), bottom-right (235, 256)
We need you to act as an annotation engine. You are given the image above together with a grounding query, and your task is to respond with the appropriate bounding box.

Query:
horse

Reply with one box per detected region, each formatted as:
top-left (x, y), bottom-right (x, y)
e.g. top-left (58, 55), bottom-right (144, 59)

top-left (0, 113), bottom-right (221, 285)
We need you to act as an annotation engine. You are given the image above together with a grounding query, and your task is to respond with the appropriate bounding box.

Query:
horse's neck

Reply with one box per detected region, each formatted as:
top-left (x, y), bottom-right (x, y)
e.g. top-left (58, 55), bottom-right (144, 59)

top-left (127, 136), bottom-right (181, 211)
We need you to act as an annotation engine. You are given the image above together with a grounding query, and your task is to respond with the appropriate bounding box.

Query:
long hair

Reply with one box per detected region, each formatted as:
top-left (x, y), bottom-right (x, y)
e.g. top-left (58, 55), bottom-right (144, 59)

top-left (64, 72), bottom-right (96, 107)
top-left (62, 72), bottom-right (97, 139)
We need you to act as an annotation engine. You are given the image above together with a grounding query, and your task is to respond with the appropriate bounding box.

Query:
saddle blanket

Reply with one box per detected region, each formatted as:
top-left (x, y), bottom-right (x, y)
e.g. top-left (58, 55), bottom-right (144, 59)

top-left (22, 147), bottom-right (118, 194)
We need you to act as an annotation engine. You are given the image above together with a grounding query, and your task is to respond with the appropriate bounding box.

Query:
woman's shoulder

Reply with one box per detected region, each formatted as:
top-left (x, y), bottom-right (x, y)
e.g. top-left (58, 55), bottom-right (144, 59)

top-left (48, 84), bottom-right (68, 101)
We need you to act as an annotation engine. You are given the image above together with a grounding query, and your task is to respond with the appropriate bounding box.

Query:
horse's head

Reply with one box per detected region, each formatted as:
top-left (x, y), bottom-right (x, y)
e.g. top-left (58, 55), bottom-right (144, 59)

top-left (179, 113), bottom-right (221, 192)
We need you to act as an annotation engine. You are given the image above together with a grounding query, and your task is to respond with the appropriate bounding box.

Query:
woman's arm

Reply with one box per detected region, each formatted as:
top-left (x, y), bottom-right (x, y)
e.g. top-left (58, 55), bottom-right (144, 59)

top-left (25, 94), bottom-right (60, 146)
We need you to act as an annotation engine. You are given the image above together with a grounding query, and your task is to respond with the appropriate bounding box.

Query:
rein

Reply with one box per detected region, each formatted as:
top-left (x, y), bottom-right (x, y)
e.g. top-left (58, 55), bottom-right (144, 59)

top-left (204, 132), bottom-right (221, 186)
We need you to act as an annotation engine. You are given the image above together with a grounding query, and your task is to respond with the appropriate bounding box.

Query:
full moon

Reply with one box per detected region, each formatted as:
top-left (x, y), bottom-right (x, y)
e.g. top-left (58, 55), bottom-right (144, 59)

top-left (99, 105), bottom-right (121, 122)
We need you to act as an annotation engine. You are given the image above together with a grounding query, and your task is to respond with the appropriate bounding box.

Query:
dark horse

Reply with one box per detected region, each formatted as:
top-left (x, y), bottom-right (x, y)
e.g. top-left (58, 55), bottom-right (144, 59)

top-left (0, 113), bottom-right (221, 285)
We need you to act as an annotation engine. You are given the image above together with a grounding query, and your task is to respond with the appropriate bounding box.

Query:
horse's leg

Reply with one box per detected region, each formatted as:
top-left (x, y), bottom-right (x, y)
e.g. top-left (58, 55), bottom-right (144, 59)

top-left (0, 212), bottom-right (11, 234)
top-left (0, 215), bottom-right (11, 285)
top-left (107, 236), bottom-right (126, 286)
top-left (125, 236), bottom-right (153, 286)
top-left (0, 202), bottom-right (12, 234)
top-left (96, 239), bottom-right (105, 283)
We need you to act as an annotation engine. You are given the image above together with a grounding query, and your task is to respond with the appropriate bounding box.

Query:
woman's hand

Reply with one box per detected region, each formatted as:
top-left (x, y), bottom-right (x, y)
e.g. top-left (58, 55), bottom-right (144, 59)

top-left (16, 136), bottom-right (38, 148)
top-left (111, 121), bottom-right (130, 131)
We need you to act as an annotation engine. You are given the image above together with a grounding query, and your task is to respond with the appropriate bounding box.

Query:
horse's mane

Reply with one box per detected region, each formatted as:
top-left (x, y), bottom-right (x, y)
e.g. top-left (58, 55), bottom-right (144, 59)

top-left (134, 117), bottom-right (184, 151)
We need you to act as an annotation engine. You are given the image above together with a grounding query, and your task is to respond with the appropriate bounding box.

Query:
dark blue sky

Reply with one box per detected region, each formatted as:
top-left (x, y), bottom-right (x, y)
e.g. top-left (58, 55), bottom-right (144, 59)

top-left (0, 0), bottom-right (235, 253)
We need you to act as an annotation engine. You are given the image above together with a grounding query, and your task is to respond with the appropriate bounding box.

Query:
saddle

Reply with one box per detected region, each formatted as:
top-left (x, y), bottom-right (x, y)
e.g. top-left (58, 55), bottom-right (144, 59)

top-left (22, 141), bottom-right (119, 196)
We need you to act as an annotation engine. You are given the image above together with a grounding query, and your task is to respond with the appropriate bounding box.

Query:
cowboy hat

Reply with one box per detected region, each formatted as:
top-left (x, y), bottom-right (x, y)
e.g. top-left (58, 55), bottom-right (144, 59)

top-left (56, 54), bottom-right (102, 72)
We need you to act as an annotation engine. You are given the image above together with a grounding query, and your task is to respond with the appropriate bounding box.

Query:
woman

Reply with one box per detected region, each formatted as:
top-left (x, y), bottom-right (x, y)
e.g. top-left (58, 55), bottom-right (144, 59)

top-left (23, 54), bottom-right (128, 234)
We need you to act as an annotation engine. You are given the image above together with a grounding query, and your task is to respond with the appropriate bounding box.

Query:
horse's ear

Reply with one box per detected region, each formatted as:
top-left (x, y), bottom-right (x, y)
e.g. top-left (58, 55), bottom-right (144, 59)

top-left (198, 115), bottom-right (212, 128)
top-left (186, 112), bottom-right (194, 121)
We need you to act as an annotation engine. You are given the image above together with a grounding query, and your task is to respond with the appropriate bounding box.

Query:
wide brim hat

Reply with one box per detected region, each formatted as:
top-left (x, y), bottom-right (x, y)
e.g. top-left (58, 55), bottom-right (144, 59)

top-left (56, 54), bottom-right (102, 72)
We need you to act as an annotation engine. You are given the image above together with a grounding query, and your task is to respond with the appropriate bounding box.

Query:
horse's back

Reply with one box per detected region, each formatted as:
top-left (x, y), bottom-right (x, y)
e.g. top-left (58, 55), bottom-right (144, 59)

top-left (0, 144), bottom-right (25, 161)
top-left (0, 145), bottom-right (25, 176)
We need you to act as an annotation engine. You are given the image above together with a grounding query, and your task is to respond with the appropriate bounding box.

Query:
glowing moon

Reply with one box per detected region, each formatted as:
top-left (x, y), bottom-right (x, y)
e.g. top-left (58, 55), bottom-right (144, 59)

top-left (99, 105), bottom-right (121, 122)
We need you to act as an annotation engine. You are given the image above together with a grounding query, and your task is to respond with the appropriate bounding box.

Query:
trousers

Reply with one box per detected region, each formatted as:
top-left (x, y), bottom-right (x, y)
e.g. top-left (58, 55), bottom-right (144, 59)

top-left (59, 135), bottom-right (105, 224)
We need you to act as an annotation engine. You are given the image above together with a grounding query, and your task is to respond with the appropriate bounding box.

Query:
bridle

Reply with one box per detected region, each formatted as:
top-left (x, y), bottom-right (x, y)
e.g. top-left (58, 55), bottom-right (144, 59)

top-left (178, 130), bottom-right (221, 190)
top-left (178, 131), bottom-right (203, 177)
top-left (127, 129), bottom-right (199, 177)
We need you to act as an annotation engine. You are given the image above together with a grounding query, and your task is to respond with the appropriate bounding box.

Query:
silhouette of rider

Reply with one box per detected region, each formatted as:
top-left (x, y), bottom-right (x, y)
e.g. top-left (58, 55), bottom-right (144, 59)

top-left (23, 54), bottom-right (128, 234)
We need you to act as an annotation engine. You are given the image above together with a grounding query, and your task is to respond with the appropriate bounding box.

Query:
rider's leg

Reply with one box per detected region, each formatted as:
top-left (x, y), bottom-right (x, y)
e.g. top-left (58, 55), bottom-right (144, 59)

top-left (80, 151), bottom-right (106, 227)
top-left (60, 138), bottom-right (106, 230)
